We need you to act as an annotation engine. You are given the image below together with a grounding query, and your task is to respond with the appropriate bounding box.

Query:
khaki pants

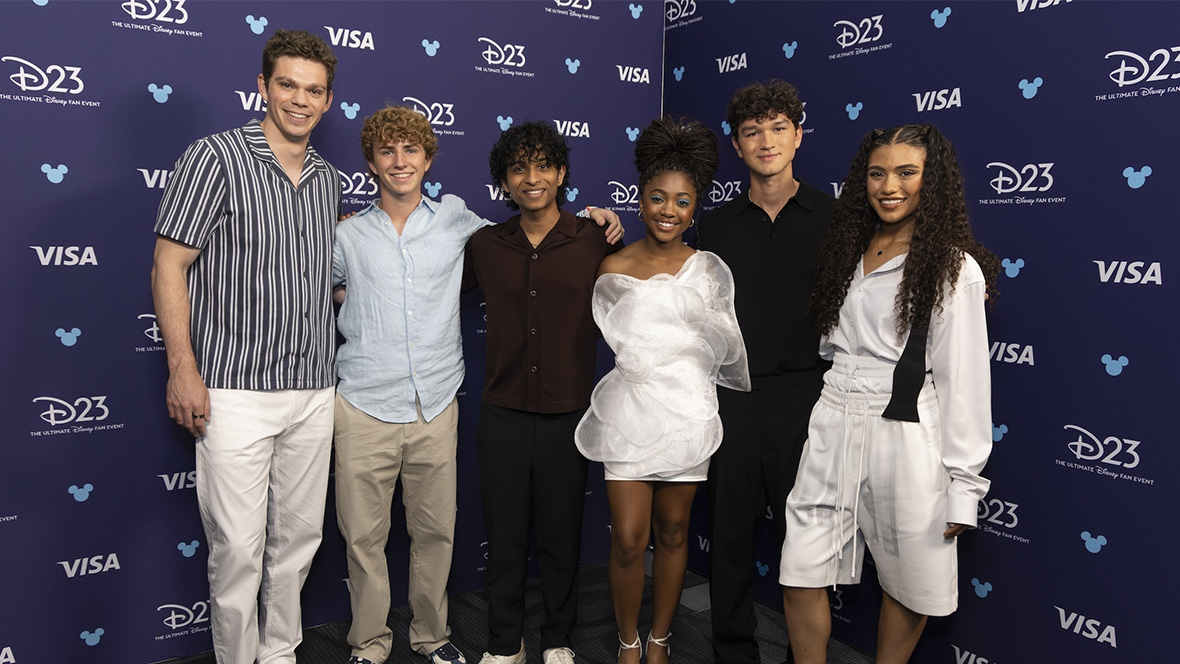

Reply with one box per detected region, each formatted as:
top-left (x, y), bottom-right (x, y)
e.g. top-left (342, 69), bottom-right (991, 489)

top-left (334, 393), bottom-right (458, 661)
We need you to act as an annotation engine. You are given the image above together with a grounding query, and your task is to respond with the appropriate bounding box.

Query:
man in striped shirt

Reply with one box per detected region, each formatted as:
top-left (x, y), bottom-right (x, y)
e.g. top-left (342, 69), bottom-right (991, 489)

top-left (150, 30), bottom-right (341, 664)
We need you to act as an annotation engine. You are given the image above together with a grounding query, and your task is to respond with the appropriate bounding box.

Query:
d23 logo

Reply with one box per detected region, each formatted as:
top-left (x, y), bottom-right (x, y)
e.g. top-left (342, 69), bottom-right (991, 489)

top-left (976, 497), bottom-right (1019, 528)
top-left (708, 180), bottom-right (742, 204)
top-left (1064, 424), bottom-right (1140, 469)
top-left (555, 0), bottom-right (592, 8)
top-left (478, 38), bottom-right (526, 67)
top-left (986, 161), bottom-right (1054, 194)
top-left (339, 172), bottom-right (378, 197)
top-left (608, 181), bottom-right (640, 205)
top-left (121, 0), bottom-right (189, 24)
top-left (403, 96), bottom-right (455, 126)
top-left (157, 600), bottom-right (210, 629)
top-left (1105, 46), bottom-right (1180, 88)
top-left (139, 313), bottom-right (163, 342)
top-left (2, 56), bottom-right (84, 94)
top-left (664, 0), bottom-right (697, 22)
top-left (834, 15), bottom-right (883, 49)
top-left (34, 396), bottom-right (110, 426)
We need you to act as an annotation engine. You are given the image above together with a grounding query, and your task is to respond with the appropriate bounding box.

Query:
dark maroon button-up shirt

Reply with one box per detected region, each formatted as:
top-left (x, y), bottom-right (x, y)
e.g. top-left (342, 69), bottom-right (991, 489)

top-left (466, 210), bottom-right (619, 413)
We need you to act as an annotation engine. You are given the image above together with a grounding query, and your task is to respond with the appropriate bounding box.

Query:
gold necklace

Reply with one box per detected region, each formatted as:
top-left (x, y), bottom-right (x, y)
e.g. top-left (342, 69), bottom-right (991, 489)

top-left (873, 237), bottom-right (910, 256)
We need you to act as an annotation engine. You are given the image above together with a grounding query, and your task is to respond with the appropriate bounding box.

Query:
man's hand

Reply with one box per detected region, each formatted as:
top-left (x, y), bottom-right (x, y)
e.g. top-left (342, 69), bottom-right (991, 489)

top-left (588, 207), bottom-right (625, 244)
top-left (166, 364), bottom-right (211, 437)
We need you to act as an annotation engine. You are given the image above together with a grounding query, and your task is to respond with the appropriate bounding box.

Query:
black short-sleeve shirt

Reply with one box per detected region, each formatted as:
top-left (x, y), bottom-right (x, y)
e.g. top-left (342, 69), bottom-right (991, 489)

top-left (695, 179), bottom-right (835, 388)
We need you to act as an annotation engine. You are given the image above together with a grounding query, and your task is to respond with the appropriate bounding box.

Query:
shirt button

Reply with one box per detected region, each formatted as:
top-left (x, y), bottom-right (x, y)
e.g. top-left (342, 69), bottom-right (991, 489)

top-left (407, 310), bottom-right (413, 315)
top-left (530, 328), bottom-right (537, 335)
top-left (531, 253), bottom-right (538, 260)
top-left (406, 277), bottom-right (412, 283)
top-left (530, 366), bottom-right (537, 373)
top-left (529, 290), bottom-right (537, 297)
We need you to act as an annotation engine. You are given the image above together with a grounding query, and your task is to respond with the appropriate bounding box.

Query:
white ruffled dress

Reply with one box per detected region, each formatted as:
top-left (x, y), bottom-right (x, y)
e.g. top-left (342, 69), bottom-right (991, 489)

top-left (575, 251), bottom-right (751, 481)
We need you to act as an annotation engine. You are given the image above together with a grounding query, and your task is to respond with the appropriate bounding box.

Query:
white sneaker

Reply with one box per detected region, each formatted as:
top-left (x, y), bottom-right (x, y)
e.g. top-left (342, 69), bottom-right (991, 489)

top-left (478, 640), bottom-right (526, 664)
top-left (542, 647), bottom-right (575, 664)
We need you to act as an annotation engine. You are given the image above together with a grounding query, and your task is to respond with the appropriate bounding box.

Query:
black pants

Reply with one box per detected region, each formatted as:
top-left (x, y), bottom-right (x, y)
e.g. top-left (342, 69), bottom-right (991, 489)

top-left (476, 402), bottom-right (589, 654)
top-left (708, 371), bottom-right (825, 664)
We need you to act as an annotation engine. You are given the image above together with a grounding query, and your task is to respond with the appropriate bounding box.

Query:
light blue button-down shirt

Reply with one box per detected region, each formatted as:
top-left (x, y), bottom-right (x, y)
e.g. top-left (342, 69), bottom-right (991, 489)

top-left (333, 194), bottom-right (491, 423)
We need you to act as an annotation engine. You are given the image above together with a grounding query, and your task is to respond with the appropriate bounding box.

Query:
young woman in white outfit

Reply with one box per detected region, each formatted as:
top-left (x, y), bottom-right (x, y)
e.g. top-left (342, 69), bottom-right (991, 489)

top-left (778, 124), bottom-right (1000, 664)
top-left (575, 117), bottom-right (750, 664)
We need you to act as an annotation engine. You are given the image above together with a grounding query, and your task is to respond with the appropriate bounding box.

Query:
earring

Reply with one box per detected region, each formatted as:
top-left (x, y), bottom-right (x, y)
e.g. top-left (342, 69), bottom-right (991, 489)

top-left (638, 211), bottom-right (645, 223)
top-left (689, 218), bottom-right (695, 228)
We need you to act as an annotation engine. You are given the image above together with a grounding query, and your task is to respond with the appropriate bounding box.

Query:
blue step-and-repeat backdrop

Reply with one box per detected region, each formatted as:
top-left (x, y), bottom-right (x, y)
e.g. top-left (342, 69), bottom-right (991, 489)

top-left (0, 1), bottom-right (662, 662)
top-left (0, 1), bottom-right (1174, 663)
top-left (665, 1), bottom-right (1175, 663)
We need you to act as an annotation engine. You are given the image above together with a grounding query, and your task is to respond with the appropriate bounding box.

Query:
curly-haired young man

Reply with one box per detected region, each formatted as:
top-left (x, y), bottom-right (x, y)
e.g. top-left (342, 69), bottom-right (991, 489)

top-left (694, 80), bottom-right (836, 664)
top-left (465, 122), bottom-right (622, 664)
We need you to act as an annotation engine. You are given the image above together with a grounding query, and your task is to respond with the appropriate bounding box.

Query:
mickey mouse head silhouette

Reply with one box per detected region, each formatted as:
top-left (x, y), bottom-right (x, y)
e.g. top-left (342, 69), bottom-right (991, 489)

top-left (1100, 354), bottom-right (1129, 376)
top-left (1081, 531), bottom-right (1108, 553)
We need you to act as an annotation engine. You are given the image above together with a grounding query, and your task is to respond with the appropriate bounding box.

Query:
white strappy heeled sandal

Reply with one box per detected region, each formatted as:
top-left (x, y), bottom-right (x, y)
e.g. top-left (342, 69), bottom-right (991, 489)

top-left (618, 632), bottom-right (642, 658)
top-left (647, 631), bottom-right (671, 658)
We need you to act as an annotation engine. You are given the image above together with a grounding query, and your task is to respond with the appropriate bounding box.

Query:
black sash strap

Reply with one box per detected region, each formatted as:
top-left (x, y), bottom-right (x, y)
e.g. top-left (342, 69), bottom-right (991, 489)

top-left (882, 321), bottom-right (929, 422)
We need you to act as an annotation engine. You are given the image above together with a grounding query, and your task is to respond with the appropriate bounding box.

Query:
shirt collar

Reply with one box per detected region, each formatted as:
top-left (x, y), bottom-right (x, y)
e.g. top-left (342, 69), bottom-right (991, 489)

top-left (242, 118), bottom-right (328, 175)
top-left (737, 179), bottom-right (818, 214)
top-left (494, 208), bottom-right (575, 238)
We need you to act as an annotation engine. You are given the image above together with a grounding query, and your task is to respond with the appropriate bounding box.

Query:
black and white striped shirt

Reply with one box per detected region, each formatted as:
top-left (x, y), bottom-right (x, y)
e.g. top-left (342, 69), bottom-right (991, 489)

top-left (154, 120), bottom-right (341, 390)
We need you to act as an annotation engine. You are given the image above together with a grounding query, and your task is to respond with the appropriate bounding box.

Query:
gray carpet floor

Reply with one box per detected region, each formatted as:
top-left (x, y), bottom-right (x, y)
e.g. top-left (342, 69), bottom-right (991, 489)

top-left (166, 561), bottom-right (870, 664)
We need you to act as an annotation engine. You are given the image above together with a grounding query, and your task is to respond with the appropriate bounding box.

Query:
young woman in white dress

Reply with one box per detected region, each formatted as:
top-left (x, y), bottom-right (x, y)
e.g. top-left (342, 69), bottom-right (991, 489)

top-left (779, 124), bottom-right (1000, 664)
top-left (575, 117), bottom-right (750, 664)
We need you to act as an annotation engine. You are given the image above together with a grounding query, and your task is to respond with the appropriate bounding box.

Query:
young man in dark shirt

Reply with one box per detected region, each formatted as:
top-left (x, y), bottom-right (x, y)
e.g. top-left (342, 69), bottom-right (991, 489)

top-left (466, 121), bottom-right (620, 664)
top-left (694, 80), bottom-right (836, 664)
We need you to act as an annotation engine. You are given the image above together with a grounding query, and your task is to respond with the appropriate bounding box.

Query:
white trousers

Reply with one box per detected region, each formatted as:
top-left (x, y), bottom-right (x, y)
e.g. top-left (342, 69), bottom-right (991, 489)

top-left (196, 387), bottom-right (335, 664)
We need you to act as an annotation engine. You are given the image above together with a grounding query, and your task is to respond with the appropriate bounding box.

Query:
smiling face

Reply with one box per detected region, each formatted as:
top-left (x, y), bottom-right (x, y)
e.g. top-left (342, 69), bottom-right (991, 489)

top-left (866, 142), bottom-right (925, 228)
top-left (732, 113), bottom-right (801, 181)
top-left (640, 170), bottom-right (697, 245)
top-left (500, 153), bottom-right (566, 216)
top-left (257, 55), bottom-right (332, 148)
top-left (368, 141), bottom-right (431, 202)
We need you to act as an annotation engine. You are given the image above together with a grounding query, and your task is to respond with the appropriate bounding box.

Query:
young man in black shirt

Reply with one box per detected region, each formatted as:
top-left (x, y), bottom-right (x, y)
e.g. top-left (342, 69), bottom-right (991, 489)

top-left (694, 80), bottom-right (836, 664)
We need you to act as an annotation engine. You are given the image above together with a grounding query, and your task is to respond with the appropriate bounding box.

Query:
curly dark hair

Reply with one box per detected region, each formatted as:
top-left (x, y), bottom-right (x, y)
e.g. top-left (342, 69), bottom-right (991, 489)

top-left (262, 29), bottom-right (338, 90)
top-left (726, 79), bottom-right (804, 131)
top-left (810, 124), bottom-right (999, 338)
top-left (487, 121), bottom-right (571, 210)
top-left (634, 117), bottom-right (719, 201)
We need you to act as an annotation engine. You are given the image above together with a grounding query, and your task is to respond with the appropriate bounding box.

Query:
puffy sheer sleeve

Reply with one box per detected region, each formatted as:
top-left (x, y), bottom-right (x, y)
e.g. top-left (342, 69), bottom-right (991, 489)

top-left (696, 252), bottom-right (751, 392)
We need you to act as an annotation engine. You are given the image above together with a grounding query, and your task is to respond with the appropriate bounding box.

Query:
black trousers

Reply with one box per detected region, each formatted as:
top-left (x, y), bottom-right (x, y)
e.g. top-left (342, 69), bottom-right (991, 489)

top-left (476, 402), bottom-right (589, 655)
top-left (708, 370), bottom-right (825, 664)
